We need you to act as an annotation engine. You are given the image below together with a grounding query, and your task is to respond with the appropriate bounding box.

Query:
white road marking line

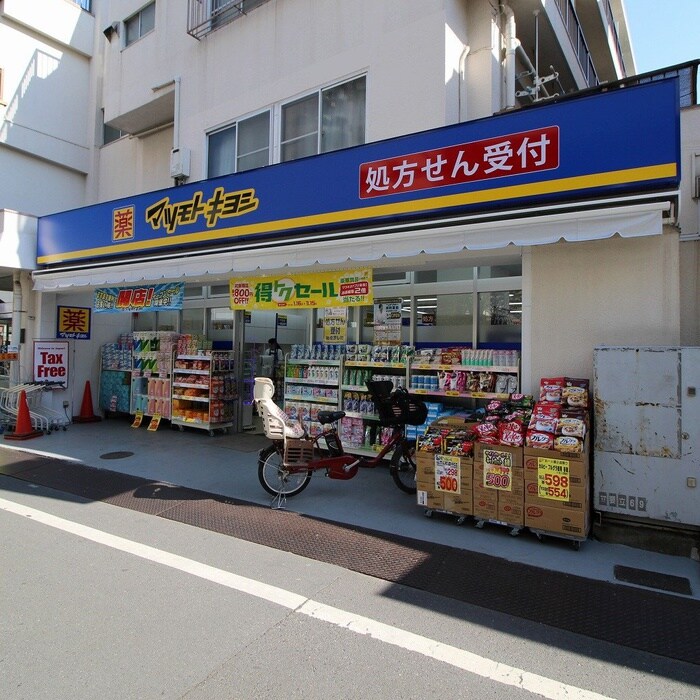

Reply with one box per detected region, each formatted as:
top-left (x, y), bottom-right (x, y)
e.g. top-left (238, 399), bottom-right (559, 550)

top-left (0, 497), bottom-right (616, 700)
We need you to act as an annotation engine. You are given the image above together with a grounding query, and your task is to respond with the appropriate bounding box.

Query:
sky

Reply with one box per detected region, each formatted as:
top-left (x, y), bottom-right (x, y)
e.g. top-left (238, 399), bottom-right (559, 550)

top-left (624, 0), bottom-right (700, 73)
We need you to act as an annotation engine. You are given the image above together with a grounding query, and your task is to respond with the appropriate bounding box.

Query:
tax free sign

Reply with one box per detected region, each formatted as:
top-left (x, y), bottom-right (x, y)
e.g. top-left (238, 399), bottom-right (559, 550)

top-left (33, 340), bottom-right (69, 388)
top-left (36, 79), bottom-right (680, 266)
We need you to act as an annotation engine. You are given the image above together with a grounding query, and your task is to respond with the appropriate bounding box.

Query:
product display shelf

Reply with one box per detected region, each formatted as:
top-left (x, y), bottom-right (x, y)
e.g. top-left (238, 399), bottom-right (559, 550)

top-left (171, 351), bottom-right (237, 436)
top-left (99, 338), bottom-right (133, 415)
top-left (130, 355), bottom-right (175, 418)
top-left (341, 359), bottom-right (408, 455)
top-left (241, 345), bottom-right (262, 429)
top-left (409, 362), bottom-right (520, 401)
top-left (283, 357), bottom-right (341, 436)
top-left (129, 332), bottom-right (180, 419)
top-left (99, 367), bottom-right (132, 414)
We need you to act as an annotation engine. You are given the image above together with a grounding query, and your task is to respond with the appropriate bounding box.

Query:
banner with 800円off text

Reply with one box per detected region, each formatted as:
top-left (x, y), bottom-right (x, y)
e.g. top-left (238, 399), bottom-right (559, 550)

top-left (229, 269), bottom-right (373, 310)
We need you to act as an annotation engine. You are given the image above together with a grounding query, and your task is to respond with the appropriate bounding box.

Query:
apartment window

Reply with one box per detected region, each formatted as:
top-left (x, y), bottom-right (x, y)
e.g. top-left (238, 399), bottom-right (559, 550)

top-left (208, 111), bottom-right (270, 178)
top-left (281, 76), bottom-right (366, 162)
top-left (101, 109), bottom-right (125, 145)
top-left (125, 2), bottom-right (155, 46)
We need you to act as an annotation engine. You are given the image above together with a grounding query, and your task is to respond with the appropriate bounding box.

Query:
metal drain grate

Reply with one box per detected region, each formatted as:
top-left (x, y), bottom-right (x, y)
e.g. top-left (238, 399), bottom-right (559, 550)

top-left (614, 565), bottom-right (693, 595)
top-left (100, 451), bottom-right (135, 460)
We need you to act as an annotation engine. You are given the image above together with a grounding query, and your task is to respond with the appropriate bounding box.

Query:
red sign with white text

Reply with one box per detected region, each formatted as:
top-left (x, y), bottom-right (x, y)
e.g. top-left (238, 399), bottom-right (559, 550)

top-left (359, 126), bottom-right (559, 199)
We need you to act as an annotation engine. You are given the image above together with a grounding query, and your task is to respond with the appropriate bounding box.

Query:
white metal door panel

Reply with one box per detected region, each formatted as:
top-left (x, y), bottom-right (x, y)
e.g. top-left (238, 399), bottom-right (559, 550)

top-left (593, 347), bottom-right (681, 458)
top-left (594, 452), bottom-right (699, 525)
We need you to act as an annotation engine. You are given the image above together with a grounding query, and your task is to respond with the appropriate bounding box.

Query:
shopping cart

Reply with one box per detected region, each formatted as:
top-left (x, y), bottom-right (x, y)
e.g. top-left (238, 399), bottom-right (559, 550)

top-left (0, 383), bottom-right (70, 434)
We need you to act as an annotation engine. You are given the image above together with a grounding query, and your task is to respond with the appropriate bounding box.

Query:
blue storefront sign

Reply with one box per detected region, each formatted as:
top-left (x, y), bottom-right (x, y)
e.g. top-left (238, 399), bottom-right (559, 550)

top-left (93, 282), bottom-right (185, 313)
top-left (37, 79), bottom-right (680, 266)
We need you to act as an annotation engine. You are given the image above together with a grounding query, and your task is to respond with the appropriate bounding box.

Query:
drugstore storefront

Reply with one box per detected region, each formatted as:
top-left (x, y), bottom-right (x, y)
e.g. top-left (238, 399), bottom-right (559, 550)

top-left (31, 79), bottom-right (681, 427)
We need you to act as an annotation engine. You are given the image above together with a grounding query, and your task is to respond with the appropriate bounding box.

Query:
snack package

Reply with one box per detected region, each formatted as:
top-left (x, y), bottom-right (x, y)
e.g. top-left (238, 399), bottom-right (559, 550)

top-left (479, 372), bottom-right (495, 392)
top-left (556, 416), bottom-right (586, 439)
top-left (563, 378), bottom-right (590, 408)
top-left (525, 429), bottom-right (555, 449)
top-left (509, 394), bottom-right (535, 409)
top-left (527, 402), bottom-right (561, 433)
top-left (553, 435), bottom-right (583, 455)
top-left (416, 429), bottom-right (443, 453)
top-left (466, 372), bottom-right (481, 392)
top-left (498, 420), bottom-right (525, 447)
top-left (440, 348), bottom-right (463, 365)
top-left (494, 374), bottom-right (510, 394)
top-left (443, 436), bottom-right (475, 457)
top-left (474, 421), bottom-right (499, 444)
top-left (539, 377), bottom-right (565, 403)
top-left (486, 399), bottom-right (507, 415)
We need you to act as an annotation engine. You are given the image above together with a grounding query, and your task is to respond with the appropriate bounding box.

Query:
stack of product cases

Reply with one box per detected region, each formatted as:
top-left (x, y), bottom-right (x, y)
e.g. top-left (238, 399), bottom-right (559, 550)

top-left (414, 376), bottom-right (591, 541)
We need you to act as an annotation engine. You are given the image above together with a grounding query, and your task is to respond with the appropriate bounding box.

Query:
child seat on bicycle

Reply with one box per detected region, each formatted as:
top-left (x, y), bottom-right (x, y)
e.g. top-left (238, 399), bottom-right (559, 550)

top-left (254, 377), bottom-right (306, 440)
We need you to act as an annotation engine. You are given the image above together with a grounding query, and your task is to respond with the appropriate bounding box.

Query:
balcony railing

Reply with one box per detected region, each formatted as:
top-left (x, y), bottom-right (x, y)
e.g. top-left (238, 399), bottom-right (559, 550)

top-left (554, 0), bottom-right (599, 87)
top-left (630, 60), bottom-right (699, 109)
top-left (187, 0), bottom-right (269, 40)
top-left (601, 0), bottom-right (628, 76)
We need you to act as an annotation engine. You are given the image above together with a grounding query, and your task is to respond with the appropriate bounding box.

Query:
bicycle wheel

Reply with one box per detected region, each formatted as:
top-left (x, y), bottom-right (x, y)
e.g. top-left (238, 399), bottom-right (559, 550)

top-left (390, 437), bottom-right (417, 494)
top-left (258, 444), bottom-right (312, 497)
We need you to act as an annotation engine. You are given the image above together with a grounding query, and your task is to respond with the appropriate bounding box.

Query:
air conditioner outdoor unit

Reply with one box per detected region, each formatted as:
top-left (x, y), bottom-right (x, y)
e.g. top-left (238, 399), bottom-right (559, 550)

top-left (170, 147), bottom-right (191, 179)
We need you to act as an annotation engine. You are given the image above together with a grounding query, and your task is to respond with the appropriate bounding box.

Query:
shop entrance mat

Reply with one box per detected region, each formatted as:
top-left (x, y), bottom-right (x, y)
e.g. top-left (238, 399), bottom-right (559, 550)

top-left (614, 565), bottom-right (693, 595)
top-left (1, 449), bottom-right (699, 666)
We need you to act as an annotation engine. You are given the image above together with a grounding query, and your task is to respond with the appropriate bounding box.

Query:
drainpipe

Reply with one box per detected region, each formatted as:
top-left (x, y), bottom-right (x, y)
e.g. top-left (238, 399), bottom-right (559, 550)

top-left (173, 76), bottom-right (181, 151)
top-left (152, 76), bottom-right (187, 182)
top-left (458, 44), bottom-right (470, 122)
top-left (502, 3), bottom-right (517, 110)
top-left (11, 271), bottom-right (22, 387)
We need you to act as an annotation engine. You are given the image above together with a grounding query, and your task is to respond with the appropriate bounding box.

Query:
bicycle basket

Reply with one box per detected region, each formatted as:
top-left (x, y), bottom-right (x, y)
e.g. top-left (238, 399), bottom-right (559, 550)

top-left (368, 383), bottom-right (428, 427)
top-left (283, 437), bottom-right (314, 465)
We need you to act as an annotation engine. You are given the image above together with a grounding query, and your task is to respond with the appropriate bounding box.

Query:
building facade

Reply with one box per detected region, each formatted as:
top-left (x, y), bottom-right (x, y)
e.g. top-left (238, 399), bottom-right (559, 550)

top-left (3, 2), bottom-right (700, 541)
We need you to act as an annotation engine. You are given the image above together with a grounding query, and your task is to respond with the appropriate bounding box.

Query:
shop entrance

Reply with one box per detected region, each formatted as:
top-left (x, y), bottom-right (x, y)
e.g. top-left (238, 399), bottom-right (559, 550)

top-left (97, 260), bottom-right (521, 435)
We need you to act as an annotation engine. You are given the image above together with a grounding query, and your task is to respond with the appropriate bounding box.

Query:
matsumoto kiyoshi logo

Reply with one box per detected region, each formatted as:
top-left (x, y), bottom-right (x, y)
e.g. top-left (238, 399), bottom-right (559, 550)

top-left (145, 186), bottom-right (259, 234)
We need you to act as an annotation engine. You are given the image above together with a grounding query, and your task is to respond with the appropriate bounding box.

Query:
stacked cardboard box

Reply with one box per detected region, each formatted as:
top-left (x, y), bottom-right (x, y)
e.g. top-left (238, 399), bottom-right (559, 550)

top-left (523, 438), bottom-right (590, 538)
top-left (473, 443), bottom-right (524, 526)
top-left (415, 417), bottom-right (474, 517)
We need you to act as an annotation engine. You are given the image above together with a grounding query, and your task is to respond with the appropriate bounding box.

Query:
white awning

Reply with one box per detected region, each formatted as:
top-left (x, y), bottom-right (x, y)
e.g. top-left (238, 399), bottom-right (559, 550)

top-left (32, 199), bottom-right (669, 291)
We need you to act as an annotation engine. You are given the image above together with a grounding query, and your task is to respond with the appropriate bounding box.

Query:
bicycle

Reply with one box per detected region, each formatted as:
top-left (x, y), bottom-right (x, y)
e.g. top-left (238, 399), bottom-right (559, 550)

top-left (254, 377), bottom-right (427, 503)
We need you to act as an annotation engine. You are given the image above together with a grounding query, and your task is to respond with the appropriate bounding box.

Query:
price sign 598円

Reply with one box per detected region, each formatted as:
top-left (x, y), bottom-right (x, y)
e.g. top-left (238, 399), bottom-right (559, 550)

top-left (537, 458), bottom-right (570, 501)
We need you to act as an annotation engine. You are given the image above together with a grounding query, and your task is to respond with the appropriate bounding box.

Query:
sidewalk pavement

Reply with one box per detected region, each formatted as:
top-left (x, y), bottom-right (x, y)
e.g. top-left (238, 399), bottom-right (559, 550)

top-left (1, 417), bottom-right (698, 602)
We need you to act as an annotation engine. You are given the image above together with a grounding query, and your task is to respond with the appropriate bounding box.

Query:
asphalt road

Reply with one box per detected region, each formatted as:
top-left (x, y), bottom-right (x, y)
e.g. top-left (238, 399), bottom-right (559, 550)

top-left (2, 476), bottom-right (699, 700)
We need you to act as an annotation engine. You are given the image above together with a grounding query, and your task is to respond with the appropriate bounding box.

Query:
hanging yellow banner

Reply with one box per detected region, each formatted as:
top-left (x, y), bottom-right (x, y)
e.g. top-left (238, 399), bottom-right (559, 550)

top-left (229, 269), bottom-right (373, 310)
top-left (323, 307), bottom-right (348, 344)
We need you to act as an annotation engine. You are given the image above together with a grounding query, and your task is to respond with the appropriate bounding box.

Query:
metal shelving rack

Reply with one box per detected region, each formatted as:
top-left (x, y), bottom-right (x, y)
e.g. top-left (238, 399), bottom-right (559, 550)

top-left (171, 351), bottom-right (237, 436)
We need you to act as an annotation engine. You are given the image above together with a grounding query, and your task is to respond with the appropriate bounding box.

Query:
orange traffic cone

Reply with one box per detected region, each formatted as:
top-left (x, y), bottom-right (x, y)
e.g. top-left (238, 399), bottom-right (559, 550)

top-left (4, 390), bottom-right (43, 441)
top-left (73, 380), bottom-right (102, 423)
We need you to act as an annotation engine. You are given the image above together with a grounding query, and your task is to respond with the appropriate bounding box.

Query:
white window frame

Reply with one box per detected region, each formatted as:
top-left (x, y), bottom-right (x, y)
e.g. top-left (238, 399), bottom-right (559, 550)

top-left (124, 2), bottom-right (156, 47)
top-left (276, 74), bottom-right (367, 163)
top-left (206, 73), bottom-right (366, 177)
top-left (206, 108), bottom-right (272, 178)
